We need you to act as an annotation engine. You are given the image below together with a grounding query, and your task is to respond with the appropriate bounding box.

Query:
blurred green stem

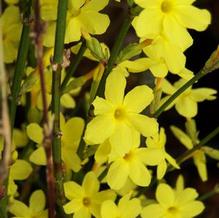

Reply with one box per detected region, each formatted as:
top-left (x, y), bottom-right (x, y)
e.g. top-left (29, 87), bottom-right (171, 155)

top-left (10, 0), bottom-right (32, 128)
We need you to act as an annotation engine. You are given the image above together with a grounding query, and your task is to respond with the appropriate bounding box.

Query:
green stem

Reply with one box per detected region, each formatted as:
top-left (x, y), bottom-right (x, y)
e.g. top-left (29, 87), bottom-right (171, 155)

top-left (51, 0), bottom-right (69, 216)
top-left (10, 0), bottom-right (32, 128)
top-left (177, 125), bottom-right (219, 165)
top-left (61, 40), bottom-right (86, 90)
top-left (154, 69), bottom-right (207, 118)
top-left (198, 189), bottom-right (219, 201)
top-left (95, 17), bottom-right (132, 98)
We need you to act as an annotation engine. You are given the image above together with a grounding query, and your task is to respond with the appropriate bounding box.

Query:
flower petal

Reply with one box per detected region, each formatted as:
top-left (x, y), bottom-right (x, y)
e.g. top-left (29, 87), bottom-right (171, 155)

top-left (170, 125), bottom-right (193, 149)
top-left (132, 9), bottom-right (162, 38)
top-left (63, 199), bottom-right (82, 214)
top-left (84, 115), bottom-right (115, 144)
top-left (93, 97), bottom-right (114, 115)
top-left (141, 204), bottom-right (164, 218)
top-left (156, 183), bottom-right (175, 206)
top-left (181, 201), bottom-right (205, 217)
top-left (105, 71), bottom-right (126, 104)
top-left (129, 161), bottom-right (151, 186)
top-left (175, 96), bottom-right (197, 118)
top-left (128, 114), bottom-right (159, 138)
top-left (29, 190), bottom-right (46, 213)
top-left (175, 6), bottom-right (211, 31)
top-left (26, 123), bottom-right (43, 144)
top-left (64, 181), bottom-right (84, 200)
top-left (107, 160), bottom-right (129, 190)
top-left (10, 160), bottom-right (32, 180)
top-left (101, 200), bottom-right (119, 218)
top-left (9, 200), bottom-right (31, 217)
top-left (83, 172), bottom-right (99, 196)
top-left (124, 85), bottom-right (154, 113)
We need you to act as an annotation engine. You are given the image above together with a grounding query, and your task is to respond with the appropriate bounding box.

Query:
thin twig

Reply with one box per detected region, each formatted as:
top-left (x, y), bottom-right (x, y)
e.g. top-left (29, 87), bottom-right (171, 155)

top-left (0, 4), bottom-right (12, 217)
top-left (33, 1), bottom-right (56, 217)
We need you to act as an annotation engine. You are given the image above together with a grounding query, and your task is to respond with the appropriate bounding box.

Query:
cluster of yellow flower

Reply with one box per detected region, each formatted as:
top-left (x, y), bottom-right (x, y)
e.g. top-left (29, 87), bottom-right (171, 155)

top-left (0, 0), bottom-right (218, 218)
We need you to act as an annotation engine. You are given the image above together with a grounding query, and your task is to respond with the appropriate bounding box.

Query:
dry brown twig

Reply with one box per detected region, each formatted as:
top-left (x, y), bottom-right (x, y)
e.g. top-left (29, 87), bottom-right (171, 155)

top-left (33, 1), bottom-right (56, 217)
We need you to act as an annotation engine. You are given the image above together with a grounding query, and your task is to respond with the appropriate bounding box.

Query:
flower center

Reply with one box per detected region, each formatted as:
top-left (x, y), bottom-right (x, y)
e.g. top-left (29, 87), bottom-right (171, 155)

top-left (161, 0), bottom-right (173, 13)
top-left (114, 108), bottom-right (126, 120)
top-left (167, 206), bottom-right (179, 215)
top-left (83, 197), bottom-right (91, 207)
top-left (123, 151), bottom-right (134, 162)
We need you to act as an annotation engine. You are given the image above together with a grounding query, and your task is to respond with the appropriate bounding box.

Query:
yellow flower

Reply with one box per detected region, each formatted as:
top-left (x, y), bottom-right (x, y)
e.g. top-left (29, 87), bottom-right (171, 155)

top-left (106, 131), bottom-right (162, 190)
top-left (133, 0), bottom-right (211, 49)
top-left (84, 71), bottom-right (158, 154)
top-left (101, 193), bottom-right (141, 218)
top-left (142, 35), bottom-right (189, 78)
top-left (41, 0), bottom-right (110, 46)
top-left (161, 78), bottom-right (217, 118)
top-left (0, 5), bottom-right (22, 63)
top-left (8, 159), bottom-right (32, 197)
top-left (171, 119), bottom-right (219, 181)
top-left (9, 190), bottom-right (48, 218)
top-left (146, 128), bottom-right (179, 179)
top-left (63, 171), bottom-right (116, 218)
top-left (26, 115), bottom-right (84, 172)
top-left (141, 181), bottom-right (204, 218)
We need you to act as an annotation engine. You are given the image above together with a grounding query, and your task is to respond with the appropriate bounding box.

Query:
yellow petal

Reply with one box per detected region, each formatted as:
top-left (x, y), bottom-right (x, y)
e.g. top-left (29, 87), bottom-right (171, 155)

top-left (175, 96), bottom-right (197, 118)
top-left (175, 6), bottom-right (211, 31)
top-left (9, 200), bottom-right (31, 217)
top-left (194, 151), bottom-right (207, 181)
top-left (62, 117), bottom-right (84, 147)
top-left (190, 88), bottom-right (217, 102)
top-left (61, 94), bottom-right (76, 108)
top-left (79, 11), bottom-right (110, 35)
top-left (10, 160), bottom-right (32, 180)
top-left (84, 115), bottom-right (115, 144)
top-left (175, 188), bottom-right (198, 204)
top-left (29, 147), bottom-right (47, 165)
top-left (29, 190), bottom-right (46, 213)
top-left (124, 85), bottom-right (154, 113)
top-left (170, 125), bottom-right (193, 149)
top-left (132, 9), bottom-right (162, 38)
top-left (181, 201), bottom-right (205, 217)
top-left (64, 181), bottom-right (84, 200)
top-left (109, 123), bottom-right (135, 155)
top-left (157, 161), bottom-right (167, 179)
top-left (141, 204), bottom-right (163, 218)
top-left (63, 199), bottom-right (82, 214)
top-left (83, 172), bottom-right (99, 196)
top-left (93, 97), bottom-right (114, 115)
top-left (65, 17), bottom-right (82, 43)
top-left (203, 146), bottom-right (219, 160)
top-left (105, 71), bottom-right (126, 105)
top-left (62, 148), bottom-right (81, 172)
top-left (83, 0), bottom-right (109, 11)
top-left (129, 161), bottom-right (151, 186)
top-left (156, 183), bottom-right (175, 206)
top-left (128, 114), bottom-right (159, 138)
top-left (26, 123), bottom-right (43, 144)
top-left (163, 15), bottom-right (193, 50)
top-left (95, 140), bottom-right (111, 164)
top-left (107, 160), bottom-right (129, 190)
top-left (101, 200), bottom-right (119, 218)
